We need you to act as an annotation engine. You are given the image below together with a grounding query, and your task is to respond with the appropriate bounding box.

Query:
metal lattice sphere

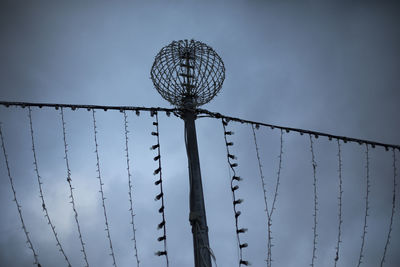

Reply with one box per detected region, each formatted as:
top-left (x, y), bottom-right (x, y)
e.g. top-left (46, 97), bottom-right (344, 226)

top-left (151, 39), bottom-right (225, 108)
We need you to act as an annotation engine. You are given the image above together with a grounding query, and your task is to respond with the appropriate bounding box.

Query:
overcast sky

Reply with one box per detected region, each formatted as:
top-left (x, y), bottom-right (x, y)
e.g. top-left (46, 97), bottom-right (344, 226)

top-left (0, 1), bottom-right (399, 267)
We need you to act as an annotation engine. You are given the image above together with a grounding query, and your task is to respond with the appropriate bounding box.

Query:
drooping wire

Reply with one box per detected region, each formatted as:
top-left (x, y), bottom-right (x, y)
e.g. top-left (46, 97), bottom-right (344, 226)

top-left (380, 148), bottom-right (397, 266)
top-left (122, 110), bottom-right (140, 266)
top-left (225, 158), bottom-right (241, 264)
top-left (60, 107), bottom-right (90, 267)
top-left (270, 129), bottom-right (283, 219)
top-left (151, 110), bottom-right (169, 266)
top-left (222, 119), bottom-right (249, 266)
top-left (309, 134), bottom-right (318, 267)
top-left (28, 107), bottom-right (71, 267)
top-left (251, 124), bottom-right (270, 264)
top-left (334, 140), bottom-right (343, 266)
top-left (357, 144), bottom-right (370, 267)
top-left (269, 129), bottom-right (284, 266)
top-left (1, 101), bottom-right (399, 151)
top-left (251, 125), bottom-right (284, 266)
top-left (92, 110), bottom-right (118, 267)
top-left (0, 124), bottom-right (41, 267)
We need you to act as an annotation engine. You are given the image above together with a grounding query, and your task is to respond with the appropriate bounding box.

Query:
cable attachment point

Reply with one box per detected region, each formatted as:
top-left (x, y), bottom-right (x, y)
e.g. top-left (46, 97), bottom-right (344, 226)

top-left (239, 243), bottom-right (248, 249)
top-left (228, 154), bottom-right (236, 160)
top-left (155, 251), bottom-right (167, 256)
top-left (153, 167), bottom-right (161, 175)
top-left (150, 144), bottom-right (159, 150)
top-left (237, 228), bottom-right (248, 234)
top-left (232, 176), bottom-right (242, 181)
top-left (157, 221), bottom-right (165, 230)
top-left (155, 192), bottom-right (163, 201)
top-left (240, 260), bottom-right (250, 266)
top-left (235, 211), bottom-right (242, 218)
top-left (234, 199), bottom-right (244, 205)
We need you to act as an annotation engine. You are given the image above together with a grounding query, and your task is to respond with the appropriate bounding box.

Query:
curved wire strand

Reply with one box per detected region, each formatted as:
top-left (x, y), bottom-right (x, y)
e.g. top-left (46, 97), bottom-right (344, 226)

top-left (60, 107), bottom-right (90, 267)
top-left (251, 124), bottom-right (271, 265)
top-left (151, 111), bottom-right (169, 267)
top-left (0, 124), bottom-right (41, 266)
top-left (357, 144), bottom-right (370, 267)
top-left (380, 148), bottom-right (397, 266)
top-left (268, 129), bottom-right (284, 266)
top-left (270, 129), bottom-right (283, 219)
top-left (309, 135), bottom-right (318, 267)
top-left (334, 140), bottom-right (343, 266)
top-left (28, 107), bottom-right (71, 267)
top-left (123, 111), bottom-right (140, 266)
top-left (222, 119), bottom-right (249, 266)
top-left (92, 110), bottom-right (118, 267)
top-left (1, 101), bottom-right (399, 151)
top-left (251, 125), bottom-right (284, 266)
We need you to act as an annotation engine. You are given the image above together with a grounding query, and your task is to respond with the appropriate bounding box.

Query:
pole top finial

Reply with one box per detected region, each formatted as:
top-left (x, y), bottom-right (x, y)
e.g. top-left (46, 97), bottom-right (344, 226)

top-left (151, 39), bottom-right (225, 108)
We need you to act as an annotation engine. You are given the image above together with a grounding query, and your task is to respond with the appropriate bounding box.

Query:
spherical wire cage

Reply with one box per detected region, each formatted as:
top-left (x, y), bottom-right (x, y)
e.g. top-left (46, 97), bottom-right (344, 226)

top-left (151, 39), bottom-right (225, 108)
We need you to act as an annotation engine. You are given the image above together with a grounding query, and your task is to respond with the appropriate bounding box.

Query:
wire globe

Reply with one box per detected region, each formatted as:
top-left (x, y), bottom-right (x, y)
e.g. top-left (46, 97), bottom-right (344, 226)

top-left (151, 39), bottom-right (225, 108)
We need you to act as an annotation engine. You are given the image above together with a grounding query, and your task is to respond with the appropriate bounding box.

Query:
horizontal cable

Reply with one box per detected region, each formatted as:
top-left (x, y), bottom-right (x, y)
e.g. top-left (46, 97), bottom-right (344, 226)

top-left (196, 109), bottom-right (400, 151)
top-left (1, 101), bottom-right (398, 151)
top-left (0, 101), bottom-right (177, 114)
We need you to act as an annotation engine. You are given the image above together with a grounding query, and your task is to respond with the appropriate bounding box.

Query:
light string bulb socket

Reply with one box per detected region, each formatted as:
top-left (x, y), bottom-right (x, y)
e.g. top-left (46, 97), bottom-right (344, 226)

top-left (28, 107), bottom-right (72, 267)
top-left (123, 110), bottom-right (140, 266)
top-left (151, 111), bottom-right (169, 267)
top-left (92, 110), bottom-right (118, 267)
top-left (222, 119), bottom-right (249, 266)
top-left (60, 108), bottom-right (90, 267)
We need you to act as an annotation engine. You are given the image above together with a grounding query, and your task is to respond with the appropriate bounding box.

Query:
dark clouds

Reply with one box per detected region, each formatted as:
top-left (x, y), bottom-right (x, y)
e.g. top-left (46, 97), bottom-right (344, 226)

top-left (0, 1), bottom-right (399, 267)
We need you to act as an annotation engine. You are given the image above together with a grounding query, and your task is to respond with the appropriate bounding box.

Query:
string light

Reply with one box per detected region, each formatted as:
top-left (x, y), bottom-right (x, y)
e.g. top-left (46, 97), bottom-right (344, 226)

top-left (309, 135), bottom-right (318, 267)
top-left (334, 140), bottom-right (343, 266)
top-left (270, 129), bottom-right (283, 218)
top-left (268, 129), bottom-right (284, 266)
top-left (92, 110), bottom-right (118, 267)
top-left (357, 144), bottom-right (370, 267)
top-left (60, 107), bottom-right (90, 267)
top-left (0, 101), bottom-right (399, 267)
top-left (28, 107), bottom-right (72, 267)
top-left (222, 119), bottom-right (249, 266)
top-left (251, 124), bottom-right (270, 265)
top-left (195, 107), bottom-right (400, 152)
top-left (0, 124), bottom-right (40, 266)
top-left (123, 111), bottom-right (140, 266)
top-left (1, 101), bottom-right (398, 151)
top-left (151, 112), bottom-right (169, 266)
top-left (380, 149), bottom-right (397, 266)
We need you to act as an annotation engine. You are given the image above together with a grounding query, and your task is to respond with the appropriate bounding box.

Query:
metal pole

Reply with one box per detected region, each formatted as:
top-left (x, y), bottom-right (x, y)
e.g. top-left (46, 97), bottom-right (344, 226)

top-left (183, 102), bottom-right (212, 267)
top-left (150, 39), bottom-right (224, 267)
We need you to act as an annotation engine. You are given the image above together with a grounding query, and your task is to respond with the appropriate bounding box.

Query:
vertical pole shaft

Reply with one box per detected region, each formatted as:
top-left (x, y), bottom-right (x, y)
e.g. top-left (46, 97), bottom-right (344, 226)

top-left (183, 108), bottom-right (212, 267)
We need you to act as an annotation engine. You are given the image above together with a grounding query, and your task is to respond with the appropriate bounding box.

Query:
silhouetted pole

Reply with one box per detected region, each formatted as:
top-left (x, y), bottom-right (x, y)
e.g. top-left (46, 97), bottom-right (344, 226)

top-left (183, 97), bottom-right (212, 267)
top-left (151, 39), bottom-right (225, 267)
